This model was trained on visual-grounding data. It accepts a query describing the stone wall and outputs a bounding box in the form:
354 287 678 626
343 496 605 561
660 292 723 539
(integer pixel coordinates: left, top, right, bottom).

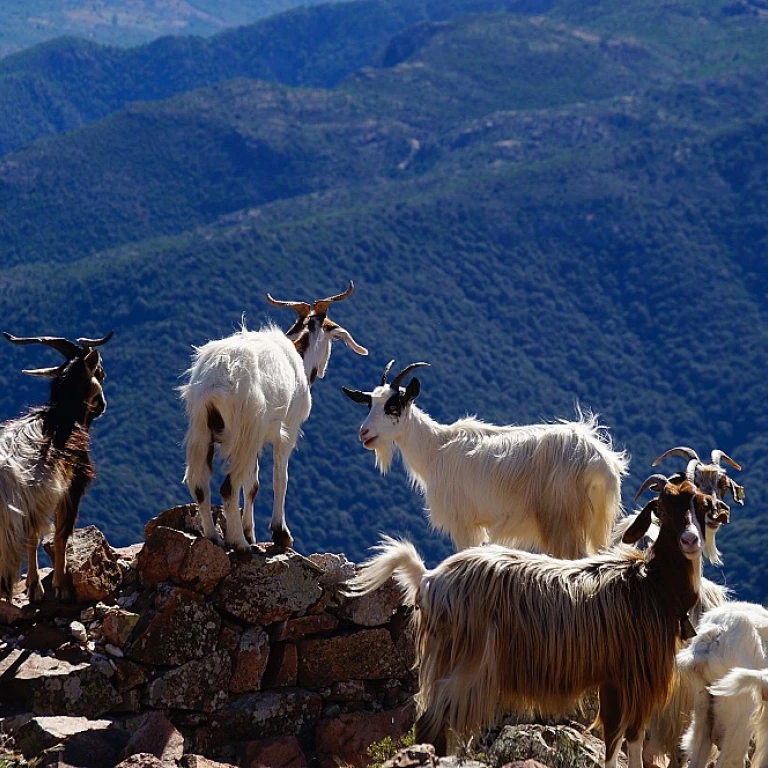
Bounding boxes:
0 506 416 768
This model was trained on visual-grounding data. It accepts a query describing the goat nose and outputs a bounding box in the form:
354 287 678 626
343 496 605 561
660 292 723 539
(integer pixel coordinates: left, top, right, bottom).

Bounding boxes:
359 427 369 440
681 530 700 549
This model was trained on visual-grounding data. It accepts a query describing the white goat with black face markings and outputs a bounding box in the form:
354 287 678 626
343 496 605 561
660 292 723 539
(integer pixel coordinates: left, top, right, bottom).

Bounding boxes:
182 282 367 552
342 361 628 557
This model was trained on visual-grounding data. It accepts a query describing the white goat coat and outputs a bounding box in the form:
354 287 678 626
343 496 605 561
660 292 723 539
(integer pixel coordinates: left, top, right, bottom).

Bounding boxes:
0 413 69 594
380 408 627 557
678 601 768 768
182 327 310 482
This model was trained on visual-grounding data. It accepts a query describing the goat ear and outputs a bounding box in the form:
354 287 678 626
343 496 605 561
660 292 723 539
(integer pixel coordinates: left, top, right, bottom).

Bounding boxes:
341 386 371 406
622 499 657 544
404 377 420 404
83 349 100 373
329 325 368 356
22 365 62 378
729 480 745 506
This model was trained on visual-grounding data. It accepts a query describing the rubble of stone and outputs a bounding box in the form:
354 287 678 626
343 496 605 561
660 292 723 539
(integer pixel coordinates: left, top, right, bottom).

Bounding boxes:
0 505 623 768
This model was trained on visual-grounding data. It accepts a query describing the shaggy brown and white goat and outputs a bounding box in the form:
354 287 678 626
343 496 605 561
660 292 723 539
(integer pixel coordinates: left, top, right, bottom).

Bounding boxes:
640 446 740 768
0 331 112 601
342 361 628 557
347 477 719 768
181 282 367 551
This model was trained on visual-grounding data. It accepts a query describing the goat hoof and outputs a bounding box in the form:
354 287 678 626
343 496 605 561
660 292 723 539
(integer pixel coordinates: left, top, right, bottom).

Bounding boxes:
271 528 294 549
207 532 225 548
228 538 252 555
27 581 45 602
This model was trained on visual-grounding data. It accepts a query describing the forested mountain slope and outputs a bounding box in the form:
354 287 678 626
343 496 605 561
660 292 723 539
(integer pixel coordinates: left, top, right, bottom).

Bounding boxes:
0 0 767 600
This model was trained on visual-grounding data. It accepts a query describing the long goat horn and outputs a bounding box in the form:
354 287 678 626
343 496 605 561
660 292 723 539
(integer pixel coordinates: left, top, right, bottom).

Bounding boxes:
381 359 395 387
2 332 81 359
266 294 311 318
313 280 355 316
652 446 700 467
391 362 430 390
77 330 114 350
685 459 700 483
635 473 669 501
710 450 742 471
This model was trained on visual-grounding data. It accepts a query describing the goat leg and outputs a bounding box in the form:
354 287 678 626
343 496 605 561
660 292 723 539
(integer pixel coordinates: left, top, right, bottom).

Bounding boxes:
25 532 44 601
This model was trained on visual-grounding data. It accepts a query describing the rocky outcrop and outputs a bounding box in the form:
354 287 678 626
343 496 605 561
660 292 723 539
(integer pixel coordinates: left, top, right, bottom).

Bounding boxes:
0 505 621 768
0 505 415 766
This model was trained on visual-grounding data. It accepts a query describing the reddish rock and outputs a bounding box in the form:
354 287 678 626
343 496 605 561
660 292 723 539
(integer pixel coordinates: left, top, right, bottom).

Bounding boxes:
262 643 298 688
299 629 409 688
102 608 140 647
128 588 220 666
114 659 147 692
120 711 184 762
144 504 201 538
230 627 270 694
203 689 322 746
270 613 338 642
0 597 24 624
178 536 231 594
218 623 242 655
315 706 414 768
2 653 122 717
146 649 231 712
216 551 323 625
43 526 122 602
138 526 195 585
337 579 401 627
238 735 307 768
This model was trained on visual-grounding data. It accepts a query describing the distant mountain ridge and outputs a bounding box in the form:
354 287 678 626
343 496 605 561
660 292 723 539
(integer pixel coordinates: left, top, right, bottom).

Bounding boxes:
1 0 767 602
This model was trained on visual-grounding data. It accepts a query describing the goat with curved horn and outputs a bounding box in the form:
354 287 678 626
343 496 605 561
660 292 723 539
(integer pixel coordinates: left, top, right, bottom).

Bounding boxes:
343 361 627 557
314 280 355 315
635 474 670 501
652 446 700 467
1 329 111 601
2 332 81 359
710 450 742 471
391 361 430 390
182 281 367 552
77 331 115 350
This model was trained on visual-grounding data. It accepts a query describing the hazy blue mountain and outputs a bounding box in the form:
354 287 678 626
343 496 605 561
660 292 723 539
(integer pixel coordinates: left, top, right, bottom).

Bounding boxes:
0 0 767 602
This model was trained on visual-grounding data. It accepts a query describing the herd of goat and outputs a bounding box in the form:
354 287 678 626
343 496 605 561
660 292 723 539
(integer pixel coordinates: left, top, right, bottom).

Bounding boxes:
0 280 764 768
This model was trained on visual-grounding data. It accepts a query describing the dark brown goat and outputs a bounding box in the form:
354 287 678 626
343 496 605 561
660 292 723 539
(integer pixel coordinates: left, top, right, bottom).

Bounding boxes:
346 477 721 768
0 331 112 600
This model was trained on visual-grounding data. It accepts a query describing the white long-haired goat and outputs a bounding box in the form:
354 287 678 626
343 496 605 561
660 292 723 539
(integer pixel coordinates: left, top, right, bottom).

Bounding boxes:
181 281 367 551
342 361 628 557
677 601 768 768
346 474 717 768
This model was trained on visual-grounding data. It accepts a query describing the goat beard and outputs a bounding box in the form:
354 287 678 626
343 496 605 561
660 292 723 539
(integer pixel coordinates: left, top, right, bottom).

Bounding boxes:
374 440 396 474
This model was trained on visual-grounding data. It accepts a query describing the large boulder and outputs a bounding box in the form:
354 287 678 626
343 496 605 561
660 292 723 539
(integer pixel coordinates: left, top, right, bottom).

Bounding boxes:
314 706 414 768
237 735 307 768
230 627 271 694
487 724 625 768
12 715 114 759
1 651 122 717
43 526 122 602
128 587 220 666
119 711 185 762
145 649 232 712
298 629 409 688
216 552 324 625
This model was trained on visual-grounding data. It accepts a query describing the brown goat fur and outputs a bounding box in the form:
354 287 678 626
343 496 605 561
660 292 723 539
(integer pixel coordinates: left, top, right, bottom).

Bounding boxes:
347 480 718 766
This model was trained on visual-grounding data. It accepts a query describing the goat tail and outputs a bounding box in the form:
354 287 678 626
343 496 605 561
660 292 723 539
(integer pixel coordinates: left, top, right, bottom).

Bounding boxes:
344 535 427 606
710 667 768 700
